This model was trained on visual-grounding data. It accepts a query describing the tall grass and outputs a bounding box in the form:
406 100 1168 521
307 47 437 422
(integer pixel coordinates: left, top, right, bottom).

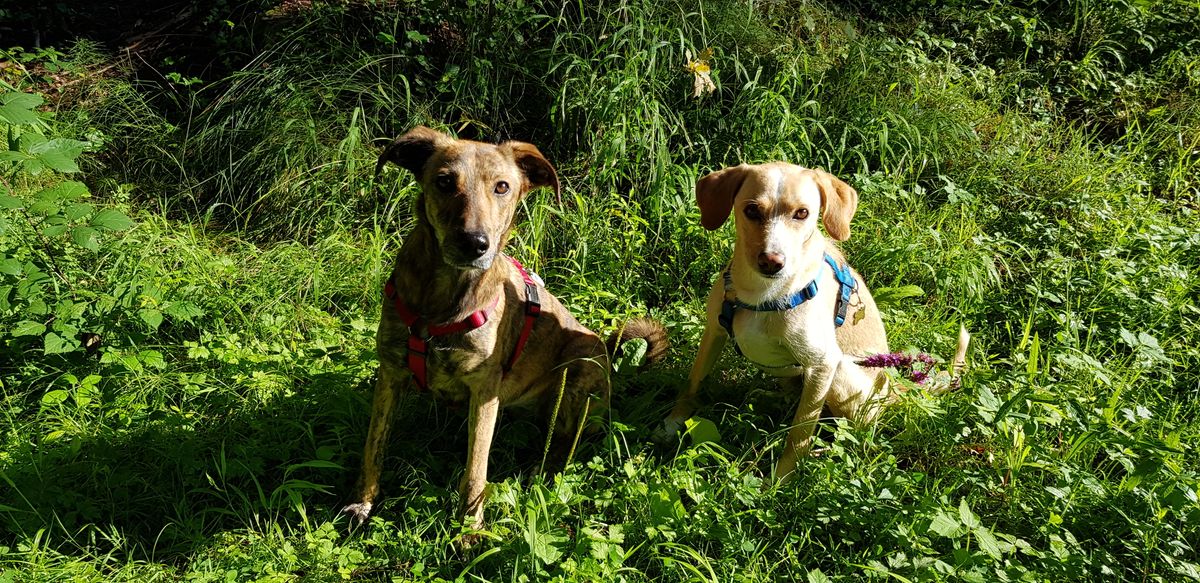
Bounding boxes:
3 0 1199 580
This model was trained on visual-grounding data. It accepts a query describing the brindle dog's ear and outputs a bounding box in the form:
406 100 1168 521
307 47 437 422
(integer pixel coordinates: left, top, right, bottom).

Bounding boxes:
375 126 449 179
505 141 561 203
810 168 858 241
696 164 749 231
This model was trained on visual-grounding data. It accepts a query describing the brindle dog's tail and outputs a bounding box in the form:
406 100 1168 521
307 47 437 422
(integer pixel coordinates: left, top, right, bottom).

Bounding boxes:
606 317 669 371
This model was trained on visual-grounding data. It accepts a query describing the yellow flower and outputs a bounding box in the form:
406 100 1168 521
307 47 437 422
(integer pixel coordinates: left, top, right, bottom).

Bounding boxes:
684 48 716 97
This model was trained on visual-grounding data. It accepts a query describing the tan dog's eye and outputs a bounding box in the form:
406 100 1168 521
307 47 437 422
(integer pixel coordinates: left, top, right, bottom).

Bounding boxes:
744 204 762 221
793 208 809 220
435 174 454 191
494 181 510 195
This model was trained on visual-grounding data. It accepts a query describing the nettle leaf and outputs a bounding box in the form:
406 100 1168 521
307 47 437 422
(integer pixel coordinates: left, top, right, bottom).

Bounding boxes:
140 308 164 329
65 203 95 221
974 527 1004 560
807 569 833 583
0 195 22 209
11 320 47 337
929 510 964 538
28 199 60 216
29 138 87 173
71 226 100 251
0 92 43 125
36 181 89 202
163 301 204 321
959 499 982 529
524 512 568 565
43 332 75 355
92 209 135 231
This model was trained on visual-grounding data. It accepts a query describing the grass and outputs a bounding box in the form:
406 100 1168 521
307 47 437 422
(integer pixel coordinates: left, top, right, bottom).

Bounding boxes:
2 0 1199 580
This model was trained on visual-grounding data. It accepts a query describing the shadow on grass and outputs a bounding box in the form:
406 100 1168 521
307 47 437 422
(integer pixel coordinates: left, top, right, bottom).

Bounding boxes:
0 357 672 562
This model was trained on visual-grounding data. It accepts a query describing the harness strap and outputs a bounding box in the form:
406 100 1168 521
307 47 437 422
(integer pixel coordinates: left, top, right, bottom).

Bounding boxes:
505 257 541 374
719 252 858 370
384 255 541 390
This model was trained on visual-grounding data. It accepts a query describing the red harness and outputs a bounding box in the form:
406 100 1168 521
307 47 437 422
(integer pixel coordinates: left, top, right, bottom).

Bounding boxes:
383 255 541 390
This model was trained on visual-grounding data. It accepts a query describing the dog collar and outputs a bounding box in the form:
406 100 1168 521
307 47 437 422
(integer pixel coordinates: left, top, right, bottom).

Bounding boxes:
384 254 541 391
718 252 857 371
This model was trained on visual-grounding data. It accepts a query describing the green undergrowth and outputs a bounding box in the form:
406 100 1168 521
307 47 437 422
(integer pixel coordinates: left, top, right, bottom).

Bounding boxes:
3 0 1200 581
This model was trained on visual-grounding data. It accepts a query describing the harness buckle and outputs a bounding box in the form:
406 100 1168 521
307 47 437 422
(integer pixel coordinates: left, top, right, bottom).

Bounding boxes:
525 282 541 315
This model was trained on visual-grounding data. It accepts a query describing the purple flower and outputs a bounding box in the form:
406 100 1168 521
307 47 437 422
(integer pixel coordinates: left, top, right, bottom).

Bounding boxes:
859 351 939 385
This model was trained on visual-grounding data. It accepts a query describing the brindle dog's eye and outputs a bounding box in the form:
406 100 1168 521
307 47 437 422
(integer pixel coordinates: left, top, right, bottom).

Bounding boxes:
744 204 762 221
435 174 454 191
793 208 809 220
494 181 510 195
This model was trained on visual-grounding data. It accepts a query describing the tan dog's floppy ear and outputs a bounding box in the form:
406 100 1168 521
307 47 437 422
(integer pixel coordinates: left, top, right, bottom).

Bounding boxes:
811 169 858 241
696 164 749 230
375 126 449 179
505 141 561 202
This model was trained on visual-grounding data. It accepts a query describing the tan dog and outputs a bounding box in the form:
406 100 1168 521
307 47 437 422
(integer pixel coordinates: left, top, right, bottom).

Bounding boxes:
343 126 666 529
659 162 894 481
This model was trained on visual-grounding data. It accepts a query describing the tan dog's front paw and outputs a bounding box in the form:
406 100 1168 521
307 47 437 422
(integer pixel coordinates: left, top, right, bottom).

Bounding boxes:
340 501 373 526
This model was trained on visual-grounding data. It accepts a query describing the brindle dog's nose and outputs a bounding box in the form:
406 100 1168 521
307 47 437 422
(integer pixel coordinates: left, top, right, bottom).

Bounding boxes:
757 252 785 275
457 231 490 259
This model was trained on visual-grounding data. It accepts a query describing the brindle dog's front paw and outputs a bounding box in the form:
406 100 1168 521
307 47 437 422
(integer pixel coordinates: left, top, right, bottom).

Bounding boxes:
340 501 373 526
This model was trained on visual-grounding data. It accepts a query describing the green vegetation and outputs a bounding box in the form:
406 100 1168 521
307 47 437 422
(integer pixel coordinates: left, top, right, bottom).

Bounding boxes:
2 0 1198 580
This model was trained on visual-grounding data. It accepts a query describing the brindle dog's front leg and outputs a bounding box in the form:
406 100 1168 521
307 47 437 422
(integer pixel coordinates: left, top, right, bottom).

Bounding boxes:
459 385 500 530
773 355 839 482
343 364 408 524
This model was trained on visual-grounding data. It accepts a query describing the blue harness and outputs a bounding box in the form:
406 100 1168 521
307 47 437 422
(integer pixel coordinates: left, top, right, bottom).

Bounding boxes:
719 253 857 371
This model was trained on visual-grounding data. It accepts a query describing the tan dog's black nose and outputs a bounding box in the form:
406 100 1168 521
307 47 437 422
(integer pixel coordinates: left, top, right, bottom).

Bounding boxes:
457 231 491 259
757 252 785 275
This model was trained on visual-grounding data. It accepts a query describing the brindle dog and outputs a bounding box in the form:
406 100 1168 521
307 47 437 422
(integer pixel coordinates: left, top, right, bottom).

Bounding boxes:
342 126 667 530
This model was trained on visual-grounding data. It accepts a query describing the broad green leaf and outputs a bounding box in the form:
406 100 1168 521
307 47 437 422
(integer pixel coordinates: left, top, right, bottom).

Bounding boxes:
0 93 42 125
92 209 135 231
11 320 46 337
163 301 204 321
684 416 722 445
36 181 89 202
647 482 687 525
34 148 80 173
871 284 925 308
65 203 94 221
71 226 100 251
0 258 20 275
959 499 982 529
0 92 44 109
0 195 21 209
139 308 164 330
41 389 69 406
43 332 74 355
974 526 1004 560
43 224 68 237
28 199 59 216
524 512 567 565
929 510 963 537
807 569 832 583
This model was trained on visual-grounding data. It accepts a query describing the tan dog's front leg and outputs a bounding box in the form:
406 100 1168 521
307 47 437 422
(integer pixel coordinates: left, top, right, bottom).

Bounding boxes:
343 365 406 524
657 324 727 442
459 388 500 530
773 357 838 482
